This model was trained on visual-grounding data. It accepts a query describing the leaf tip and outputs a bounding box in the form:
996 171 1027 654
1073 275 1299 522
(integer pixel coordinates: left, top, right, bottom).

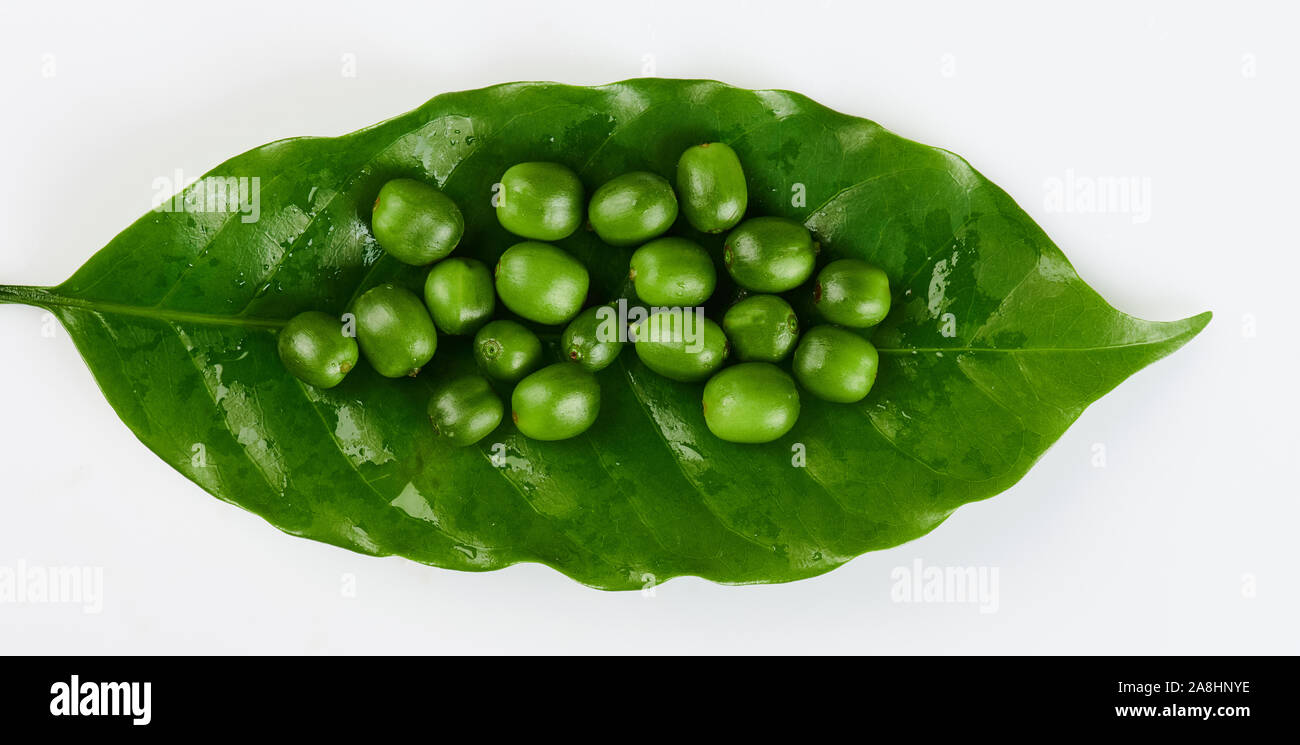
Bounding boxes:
1155 309 1213 358
1178 310 1213 341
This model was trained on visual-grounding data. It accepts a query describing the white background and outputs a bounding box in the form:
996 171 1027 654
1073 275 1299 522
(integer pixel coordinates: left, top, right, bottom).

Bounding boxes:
0 0 1295 654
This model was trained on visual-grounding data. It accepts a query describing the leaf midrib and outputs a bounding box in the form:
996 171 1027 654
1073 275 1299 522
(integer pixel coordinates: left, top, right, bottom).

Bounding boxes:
0 286 284 330
2 286 1201 356
876 341 1190 354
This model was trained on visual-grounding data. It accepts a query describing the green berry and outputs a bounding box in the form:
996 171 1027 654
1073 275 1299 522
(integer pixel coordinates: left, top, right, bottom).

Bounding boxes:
352 284 438 378
629 237 717 306
562 306 624 372
632 311 729 382
792 325 879 403
722 295 799 362
496 162 584 241
495 242 589 325
723 217 816 292
277 311 358 389
428 375 504 447
371 179 464 266
676 142 747 233
588 171 678 246
423 257 495 335
473 320 543 383
702 363 800 444
511 363 601 441
814 259 891 328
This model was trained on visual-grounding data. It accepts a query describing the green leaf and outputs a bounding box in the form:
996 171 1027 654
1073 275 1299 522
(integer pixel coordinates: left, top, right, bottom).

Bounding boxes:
0 79 1208 589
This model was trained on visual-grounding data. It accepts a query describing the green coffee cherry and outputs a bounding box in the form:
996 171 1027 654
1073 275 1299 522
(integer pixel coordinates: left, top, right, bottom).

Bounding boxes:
371 178 464 265
422 257 495 336
428 375 504 447
473 320 543 383
511 363 601 441
814 259 891 328
676 142 747 233
723 217 816 292
495 242 589 325
562 306 624 372
632 311 729 382
352 284 438 378
496 162 584 241
629 237 717 306
703 363 800 444
793 325 879 403
588 171 678 246
722 295 799 362
277 311 358 389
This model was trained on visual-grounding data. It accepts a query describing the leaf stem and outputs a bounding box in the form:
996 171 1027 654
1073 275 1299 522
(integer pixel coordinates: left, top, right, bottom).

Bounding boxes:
0 284 54 307
0 284 286 330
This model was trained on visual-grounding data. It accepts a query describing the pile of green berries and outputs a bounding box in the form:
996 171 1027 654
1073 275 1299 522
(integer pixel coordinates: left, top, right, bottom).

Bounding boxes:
277 142 892 446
